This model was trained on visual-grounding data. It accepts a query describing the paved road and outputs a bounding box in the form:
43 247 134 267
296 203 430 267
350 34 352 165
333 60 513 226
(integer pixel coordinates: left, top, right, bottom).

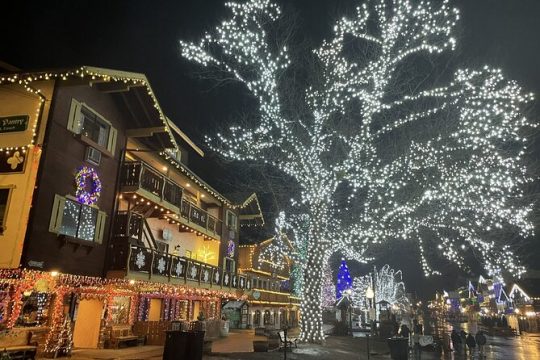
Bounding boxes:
59 333 540 360
418 333 540 360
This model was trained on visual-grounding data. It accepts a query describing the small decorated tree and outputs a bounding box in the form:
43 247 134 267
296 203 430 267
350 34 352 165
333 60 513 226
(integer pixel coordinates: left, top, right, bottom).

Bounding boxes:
336 259 352 299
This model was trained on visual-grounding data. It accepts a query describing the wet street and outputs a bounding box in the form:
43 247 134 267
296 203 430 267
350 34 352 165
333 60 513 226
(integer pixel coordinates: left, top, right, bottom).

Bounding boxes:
425 333 540 360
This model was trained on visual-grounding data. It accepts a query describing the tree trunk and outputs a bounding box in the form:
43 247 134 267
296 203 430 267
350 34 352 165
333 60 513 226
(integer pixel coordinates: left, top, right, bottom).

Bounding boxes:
300 245 326 343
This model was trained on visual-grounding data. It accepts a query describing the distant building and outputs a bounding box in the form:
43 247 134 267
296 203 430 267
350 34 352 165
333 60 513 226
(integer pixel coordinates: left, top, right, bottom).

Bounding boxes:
237 231 300 330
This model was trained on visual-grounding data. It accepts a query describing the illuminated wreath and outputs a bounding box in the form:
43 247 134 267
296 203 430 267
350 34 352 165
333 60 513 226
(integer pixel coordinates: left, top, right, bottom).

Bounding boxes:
227 240 235 258
75 166 102 205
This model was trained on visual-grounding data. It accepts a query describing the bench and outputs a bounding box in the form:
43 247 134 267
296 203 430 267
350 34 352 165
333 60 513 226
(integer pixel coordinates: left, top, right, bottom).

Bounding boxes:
278 331 298 349
108 325 139 348
1 345 37 360
0 328 38 360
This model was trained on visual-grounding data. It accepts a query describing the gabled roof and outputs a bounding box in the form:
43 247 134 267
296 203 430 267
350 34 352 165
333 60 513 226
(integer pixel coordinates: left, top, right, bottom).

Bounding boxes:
0 65 250 208
1 65 178 151
222 300 247 309
509 279 540 300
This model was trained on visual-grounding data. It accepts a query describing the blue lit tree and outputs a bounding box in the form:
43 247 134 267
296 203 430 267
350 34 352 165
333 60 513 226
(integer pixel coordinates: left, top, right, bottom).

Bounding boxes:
336 259 352 299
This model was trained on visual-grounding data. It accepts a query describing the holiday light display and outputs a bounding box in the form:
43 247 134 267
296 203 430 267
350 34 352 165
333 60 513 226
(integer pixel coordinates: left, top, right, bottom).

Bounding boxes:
372 265 408 311
75 165 102 205
180 0 534 341
336 259 353 299
351 274 371 311
321 261 336 308
258 212 290 271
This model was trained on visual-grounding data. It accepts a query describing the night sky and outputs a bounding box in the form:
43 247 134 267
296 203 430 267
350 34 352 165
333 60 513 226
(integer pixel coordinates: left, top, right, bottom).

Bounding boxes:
2 0 540 298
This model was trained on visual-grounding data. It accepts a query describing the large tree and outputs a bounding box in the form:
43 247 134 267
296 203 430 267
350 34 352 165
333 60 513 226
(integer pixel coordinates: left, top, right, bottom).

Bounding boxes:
180 0 533 342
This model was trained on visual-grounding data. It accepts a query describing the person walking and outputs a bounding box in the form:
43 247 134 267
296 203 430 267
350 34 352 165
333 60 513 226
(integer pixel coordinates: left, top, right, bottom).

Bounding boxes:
451 329 462 353
401 324 411 339
466 333 477 358
475 331 487 357
460 330 467 355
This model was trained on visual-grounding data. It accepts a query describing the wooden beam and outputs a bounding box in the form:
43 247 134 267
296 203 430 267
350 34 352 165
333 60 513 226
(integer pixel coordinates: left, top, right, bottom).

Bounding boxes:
126 127 167 138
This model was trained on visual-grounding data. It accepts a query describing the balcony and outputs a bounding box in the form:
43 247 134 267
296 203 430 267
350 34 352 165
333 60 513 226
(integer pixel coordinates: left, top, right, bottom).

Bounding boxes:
108 242 251 291
120 161 222 240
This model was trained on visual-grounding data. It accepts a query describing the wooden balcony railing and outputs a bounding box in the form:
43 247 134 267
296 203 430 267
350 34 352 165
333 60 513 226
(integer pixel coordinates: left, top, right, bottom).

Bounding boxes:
108 242 250 290
120 161 222 237
120 161 182 208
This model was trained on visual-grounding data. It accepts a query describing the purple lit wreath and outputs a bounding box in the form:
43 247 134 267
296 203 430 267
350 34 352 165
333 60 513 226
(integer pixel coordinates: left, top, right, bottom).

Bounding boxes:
75 166 102 205
227 240 235 258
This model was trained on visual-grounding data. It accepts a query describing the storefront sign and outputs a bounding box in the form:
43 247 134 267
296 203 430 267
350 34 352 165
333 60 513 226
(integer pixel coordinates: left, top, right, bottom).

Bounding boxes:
0 115 29 133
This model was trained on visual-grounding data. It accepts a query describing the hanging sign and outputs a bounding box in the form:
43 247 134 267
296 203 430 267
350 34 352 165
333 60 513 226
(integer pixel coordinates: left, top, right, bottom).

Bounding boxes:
0 150 26 173
0 115 29 133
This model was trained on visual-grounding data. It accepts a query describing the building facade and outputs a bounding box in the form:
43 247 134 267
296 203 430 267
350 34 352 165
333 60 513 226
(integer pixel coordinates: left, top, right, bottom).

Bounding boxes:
237 236 300 330
0 66 261 352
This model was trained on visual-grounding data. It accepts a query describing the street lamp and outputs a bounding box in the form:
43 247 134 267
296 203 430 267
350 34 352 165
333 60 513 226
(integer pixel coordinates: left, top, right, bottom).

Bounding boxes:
344 289 353 335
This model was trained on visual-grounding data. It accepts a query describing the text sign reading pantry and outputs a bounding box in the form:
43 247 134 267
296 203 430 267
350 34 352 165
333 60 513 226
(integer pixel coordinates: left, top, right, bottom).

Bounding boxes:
0 115 29 133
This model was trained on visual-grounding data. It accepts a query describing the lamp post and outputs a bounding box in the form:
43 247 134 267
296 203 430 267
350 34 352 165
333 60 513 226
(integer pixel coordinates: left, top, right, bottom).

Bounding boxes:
343 289 353 335
365 287 374 360
366 286 375 319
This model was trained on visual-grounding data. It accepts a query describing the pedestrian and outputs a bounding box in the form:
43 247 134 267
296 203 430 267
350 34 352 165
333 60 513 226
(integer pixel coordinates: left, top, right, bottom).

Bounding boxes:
475 331 487 357
451 329 462 353
466 333 476 358
400 324 411 339
460 330 467 355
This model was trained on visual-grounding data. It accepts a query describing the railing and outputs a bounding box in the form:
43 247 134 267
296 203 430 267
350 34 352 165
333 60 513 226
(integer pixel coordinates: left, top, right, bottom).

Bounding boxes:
180 199 222 237
120 161 222 237
110 243 250 289
120 161 182 208
113 211 157 249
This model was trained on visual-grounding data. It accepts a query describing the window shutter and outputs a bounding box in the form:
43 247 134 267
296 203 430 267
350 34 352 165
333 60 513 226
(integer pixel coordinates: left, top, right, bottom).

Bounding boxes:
67 99 82 134
49 194 66 233
107 127 118 155
94 210 107 244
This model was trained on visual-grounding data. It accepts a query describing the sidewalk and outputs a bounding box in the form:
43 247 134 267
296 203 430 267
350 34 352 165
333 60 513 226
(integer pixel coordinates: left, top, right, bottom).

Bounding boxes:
60 335 393 360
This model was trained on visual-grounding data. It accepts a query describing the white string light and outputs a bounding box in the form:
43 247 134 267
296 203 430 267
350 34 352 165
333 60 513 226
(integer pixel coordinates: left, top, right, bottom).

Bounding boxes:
180 0 534 342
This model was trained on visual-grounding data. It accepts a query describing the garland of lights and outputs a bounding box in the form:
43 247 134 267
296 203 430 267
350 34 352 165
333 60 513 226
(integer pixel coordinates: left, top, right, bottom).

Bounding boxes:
75 166 102 205
321 261 336 308
180 0 534 342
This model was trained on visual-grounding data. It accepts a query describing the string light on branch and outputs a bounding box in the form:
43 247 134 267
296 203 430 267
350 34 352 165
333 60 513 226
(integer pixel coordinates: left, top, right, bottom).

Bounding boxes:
180 0 534 342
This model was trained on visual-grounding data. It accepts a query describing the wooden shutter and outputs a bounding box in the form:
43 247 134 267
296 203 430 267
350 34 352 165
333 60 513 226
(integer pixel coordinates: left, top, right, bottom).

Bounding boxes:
49 194 66 233
107 127 118 155
94 210 107 244
67 99 82 134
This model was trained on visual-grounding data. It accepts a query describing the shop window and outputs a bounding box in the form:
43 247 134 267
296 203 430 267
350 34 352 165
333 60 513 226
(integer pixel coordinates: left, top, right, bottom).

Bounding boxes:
177 300 189 320
0 187 12 234
241 305 248 325
254 310 261 326
49 195 107 243
110 296 131 325
226 210 237 231
263 310 272 325
67 99 117 155
16 292 51 327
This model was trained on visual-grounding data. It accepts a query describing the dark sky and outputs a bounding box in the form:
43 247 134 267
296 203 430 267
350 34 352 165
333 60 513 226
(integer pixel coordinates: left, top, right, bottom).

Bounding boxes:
2 0 540 298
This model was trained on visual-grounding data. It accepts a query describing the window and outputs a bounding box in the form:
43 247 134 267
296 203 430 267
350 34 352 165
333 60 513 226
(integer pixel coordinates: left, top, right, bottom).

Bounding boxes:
253 310 261 326
0 188 12 234
185 250 192 259
80 107 110 147
226 210 237 231
67 99 118 155
49 195 106 243
224 257 235 273
263 310 272 325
